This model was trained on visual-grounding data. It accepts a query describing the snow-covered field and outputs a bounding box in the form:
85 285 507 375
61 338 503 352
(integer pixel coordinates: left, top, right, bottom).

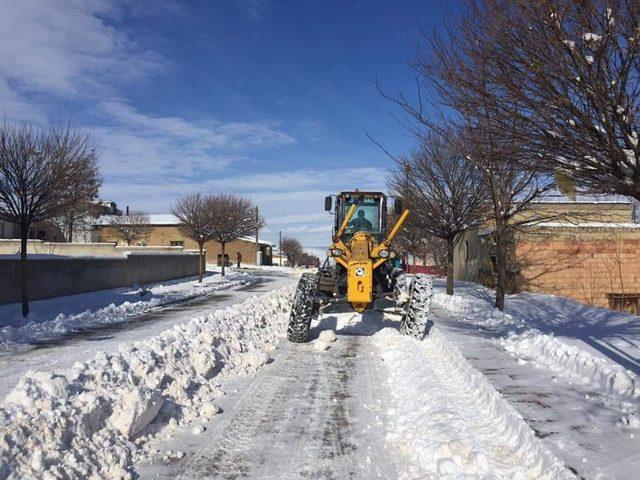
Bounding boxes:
0 268 255 348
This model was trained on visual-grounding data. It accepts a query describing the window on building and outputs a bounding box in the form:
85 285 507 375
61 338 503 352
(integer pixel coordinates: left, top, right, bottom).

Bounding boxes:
608 293 640 315
170 240 184 247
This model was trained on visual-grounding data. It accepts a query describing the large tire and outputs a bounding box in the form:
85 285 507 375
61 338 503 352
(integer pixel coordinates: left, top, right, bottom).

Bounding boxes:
400 274 433 339
287 273 319 343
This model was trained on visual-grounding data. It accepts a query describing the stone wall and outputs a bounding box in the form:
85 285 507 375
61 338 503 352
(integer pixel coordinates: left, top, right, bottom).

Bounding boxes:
0 253 200 304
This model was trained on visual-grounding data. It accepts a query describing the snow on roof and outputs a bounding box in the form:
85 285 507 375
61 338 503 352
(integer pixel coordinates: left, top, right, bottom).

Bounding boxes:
531 191 632 204
535 221 640 229
148 214 179 225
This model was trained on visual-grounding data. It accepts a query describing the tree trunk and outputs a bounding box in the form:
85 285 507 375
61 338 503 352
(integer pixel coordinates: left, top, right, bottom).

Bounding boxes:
67 219 74 243
198 242 204 283
20 225 30 317
221 242 226 276
494 223 507 311
446 237 454 296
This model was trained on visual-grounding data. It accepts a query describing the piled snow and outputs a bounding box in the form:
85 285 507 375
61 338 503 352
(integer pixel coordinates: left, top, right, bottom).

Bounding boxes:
0 271 255 348
314 329 337 352
433 292 523 329
500 331 639 399
433 283 640 430
318 329 337 343
0 286 293 479
374 327 571 479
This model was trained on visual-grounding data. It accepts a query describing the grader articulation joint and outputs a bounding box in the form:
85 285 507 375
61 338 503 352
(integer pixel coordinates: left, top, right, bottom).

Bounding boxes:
286 189 434 343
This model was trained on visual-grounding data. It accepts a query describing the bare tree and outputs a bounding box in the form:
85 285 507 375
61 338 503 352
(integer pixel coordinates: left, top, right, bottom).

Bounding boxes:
207 194 264 276
389 130 488 295
52 199 100 242
172 192 216 282
298 251 320 268
281 236 304 267
108 212 151 246
458 0 640 201
0 121 101 316
425 236 448 272
383 10 558 309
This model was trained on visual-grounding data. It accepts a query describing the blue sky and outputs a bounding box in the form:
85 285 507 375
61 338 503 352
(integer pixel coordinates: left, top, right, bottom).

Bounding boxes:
0 0 451 249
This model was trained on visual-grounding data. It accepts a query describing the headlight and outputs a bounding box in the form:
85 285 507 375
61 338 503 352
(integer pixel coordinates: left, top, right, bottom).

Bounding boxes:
378 249 390 258
329 248 344 257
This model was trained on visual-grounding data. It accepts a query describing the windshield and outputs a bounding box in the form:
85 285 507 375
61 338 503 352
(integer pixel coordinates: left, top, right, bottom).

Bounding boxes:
340 196 381 239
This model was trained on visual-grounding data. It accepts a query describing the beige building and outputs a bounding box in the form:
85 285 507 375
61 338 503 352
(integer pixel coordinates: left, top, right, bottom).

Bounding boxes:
94 214 274 266
454 196 640 313
1 220 64 242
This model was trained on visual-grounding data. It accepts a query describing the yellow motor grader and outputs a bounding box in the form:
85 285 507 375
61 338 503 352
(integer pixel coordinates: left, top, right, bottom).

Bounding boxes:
287 189 433 343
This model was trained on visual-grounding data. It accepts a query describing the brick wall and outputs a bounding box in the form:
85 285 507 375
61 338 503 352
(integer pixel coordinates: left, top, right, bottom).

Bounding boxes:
97 225 271 265
516 227 640 308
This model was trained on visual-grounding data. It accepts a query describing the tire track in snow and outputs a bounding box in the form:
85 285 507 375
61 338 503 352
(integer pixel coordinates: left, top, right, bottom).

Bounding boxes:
171 328 398 479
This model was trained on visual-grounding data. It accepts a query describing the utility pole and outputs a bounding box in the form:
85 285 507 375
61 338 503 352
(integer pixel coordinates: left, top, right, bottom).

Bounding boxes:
255 206 261 266
279 230 282 267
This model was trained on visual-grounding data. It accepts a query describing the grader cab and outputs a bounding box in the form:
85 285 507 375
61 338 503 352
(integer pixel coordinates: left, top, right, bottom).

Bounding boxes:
286 189 433 343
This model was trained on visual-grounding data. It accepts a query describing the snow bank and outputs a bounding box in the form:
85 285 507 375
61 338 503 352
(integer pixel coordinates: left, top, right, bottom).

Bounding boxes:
433 292 523 328
434 285 640 430
0 271 255 348
374 327 572 479
0 286 293 479
499 330 640 427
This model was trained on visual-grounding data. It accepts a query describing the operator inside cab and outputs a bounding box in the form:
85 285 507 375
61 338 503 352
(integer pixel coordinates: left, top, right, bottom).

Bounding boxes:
349 209 373 232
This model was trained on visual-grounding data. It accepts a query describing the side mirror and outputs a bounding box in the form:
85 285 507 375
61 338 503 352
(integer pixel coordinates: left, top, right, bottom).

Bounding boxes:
324 196 333 212
394 198 403 215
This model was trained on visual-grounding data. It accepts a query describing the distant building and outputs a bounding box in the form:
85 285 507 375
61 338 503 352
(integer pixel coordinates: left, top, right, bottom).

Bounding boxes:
93 214 274 266
0 220 63 242
453 195 640 314
98 201 122 216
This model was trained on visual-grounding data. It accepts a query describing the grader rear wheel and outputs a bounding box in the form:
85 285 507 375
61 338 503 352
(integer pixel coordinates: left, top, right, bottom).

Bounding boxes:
400 274 433 339
287 273 319 343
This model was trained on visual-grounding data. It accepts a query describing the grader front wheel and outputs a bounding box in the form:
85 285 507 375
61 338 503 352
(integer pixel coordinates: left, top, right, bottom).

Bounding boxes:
287 273 319 343
400 274 434 339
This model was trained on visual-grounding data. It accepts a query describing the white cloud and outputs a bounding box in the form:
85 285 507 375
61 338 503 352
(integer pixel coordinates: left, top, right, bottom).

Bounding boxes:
93 100 295 180
0 1 377 247
100 167 388 247
0 2 295 188
0 0 162 105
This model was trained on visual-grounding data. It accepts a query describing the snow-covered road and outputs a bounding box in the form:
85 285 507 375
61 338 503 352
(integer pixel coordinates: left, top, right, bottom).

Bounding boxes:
0 270 295 399
138 309 570 480
4 275 639 479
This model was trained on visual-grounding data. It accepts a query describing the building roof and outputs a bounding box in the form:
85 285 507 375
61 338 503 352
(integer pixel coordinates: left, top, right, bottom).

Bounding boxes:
535 221 640 229
94 214 274 246
531 192 632 204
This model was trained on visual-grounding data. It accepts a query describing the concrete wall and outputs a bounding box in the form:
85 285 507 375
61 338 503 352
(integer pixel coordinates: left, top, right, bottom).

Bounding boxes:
0 253 200 304
0 239 187 257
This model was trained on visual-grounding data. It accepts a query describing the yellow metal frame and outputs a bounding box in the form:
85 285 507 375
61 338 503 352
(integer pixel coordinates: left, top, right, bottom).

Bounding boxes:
329 199 410 312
